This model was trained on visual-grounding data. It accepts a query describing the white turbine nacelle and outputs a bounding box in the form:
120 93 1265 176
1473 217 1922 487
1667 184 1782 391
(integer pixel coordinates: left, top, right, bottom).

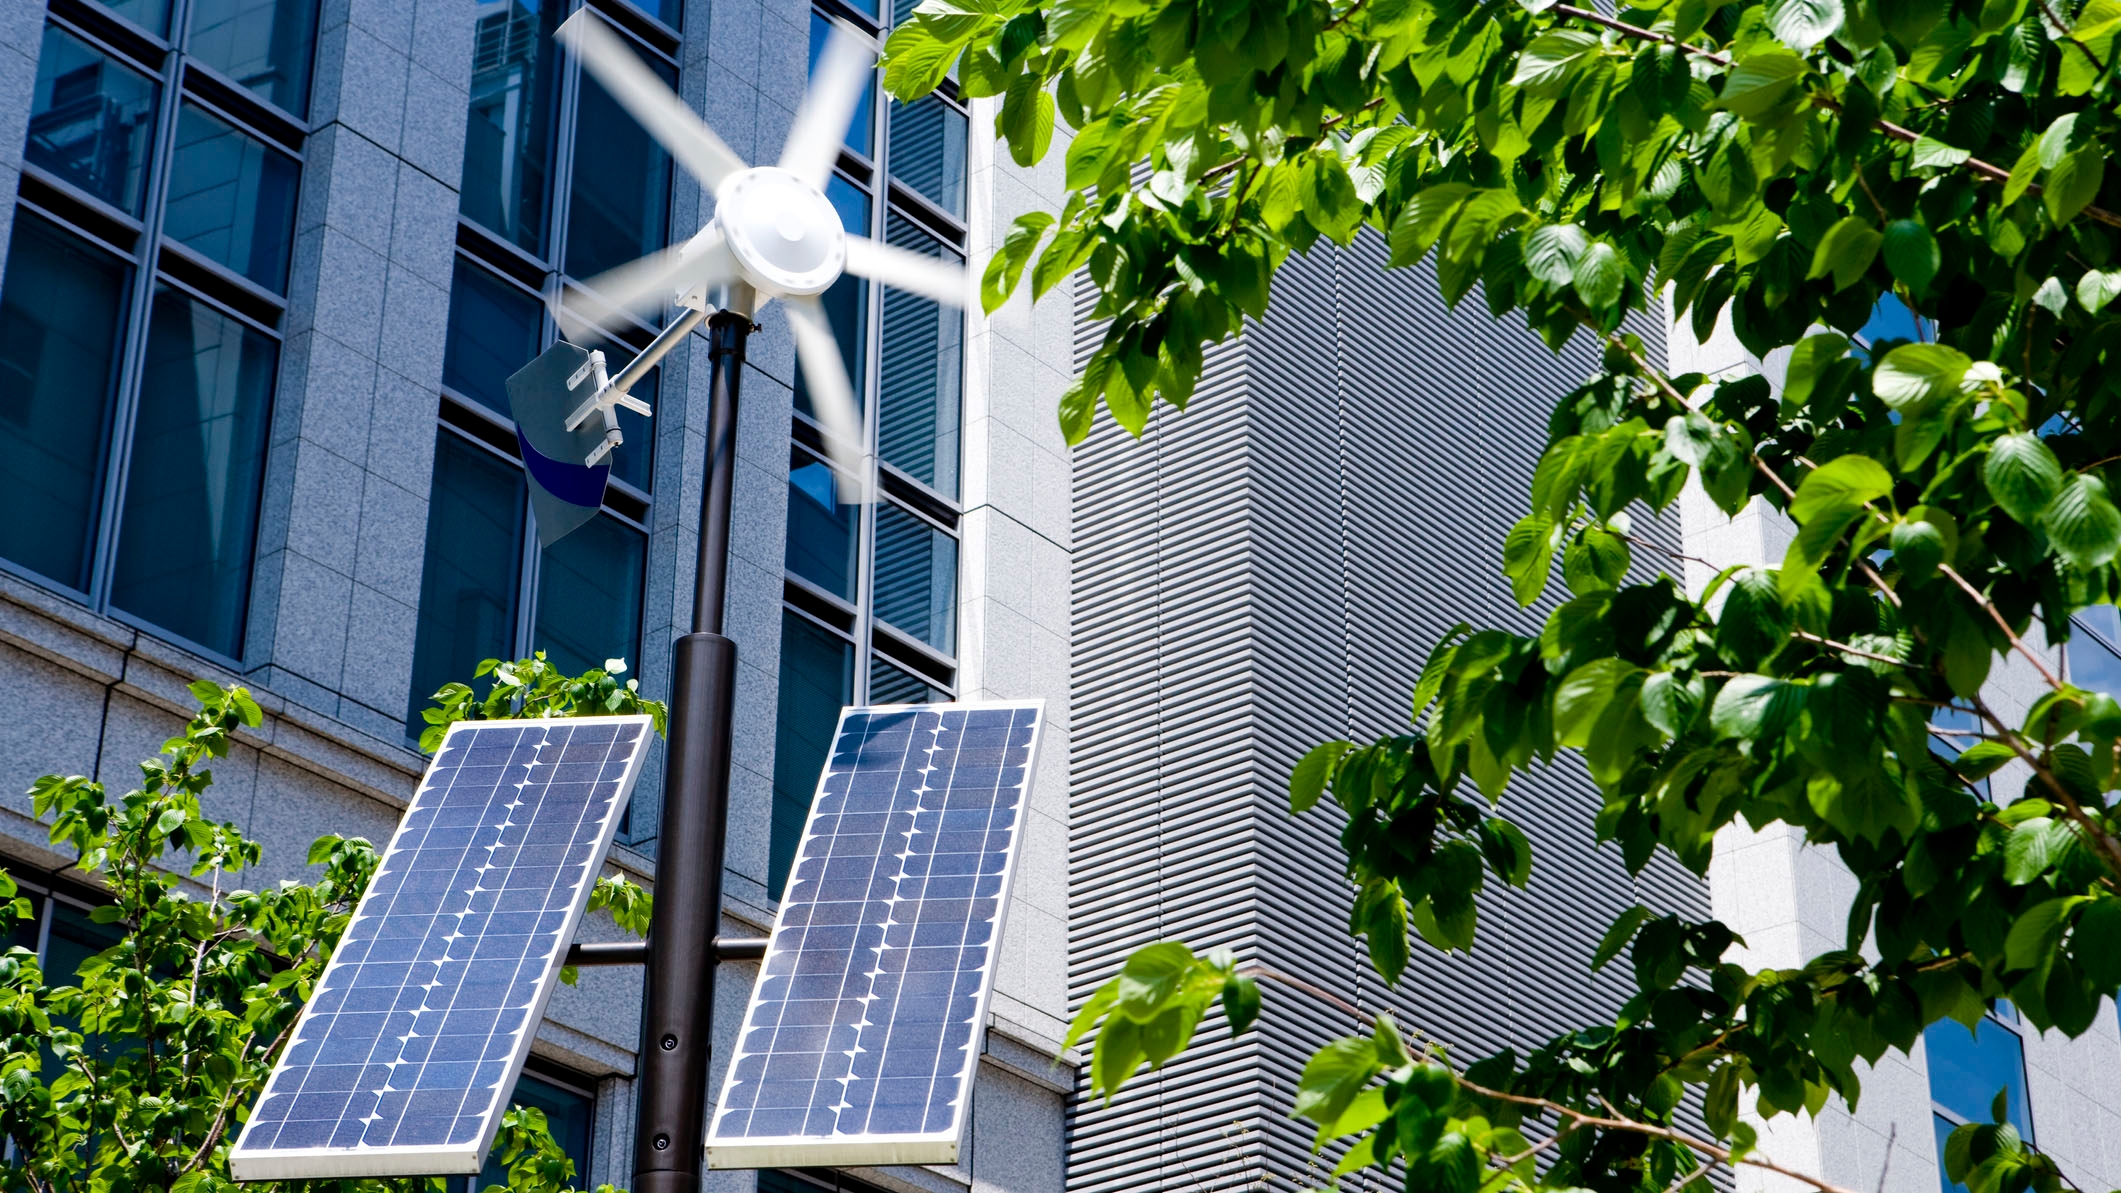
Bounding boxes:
550 10 973 501
713 167 847 298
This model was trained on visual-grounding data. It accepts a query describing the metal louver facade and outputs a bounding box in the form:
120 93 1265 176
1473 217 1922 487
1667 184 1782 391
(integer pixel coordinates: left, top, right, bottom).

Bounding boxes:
1066 231 1709 1193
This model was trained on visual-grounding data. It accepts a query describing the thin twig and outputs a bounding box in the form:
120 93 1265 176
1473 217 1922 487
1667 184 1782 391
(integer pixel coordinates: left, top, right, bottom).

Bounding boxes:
1938 563 2064 690
1792 630 1908 667
1625 533 1719 571
1875 1124 1897 1193
2034 0 2107 74
1459 1077 1871 1193
1967 693 2121 881
1546 4 2121 229
1325 0 1371 31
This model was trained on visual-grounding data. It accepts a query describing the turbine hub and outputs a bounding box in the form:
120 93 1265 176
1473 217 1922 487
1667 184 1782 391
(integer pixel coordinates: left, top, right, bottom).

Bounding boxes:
715 167 846 297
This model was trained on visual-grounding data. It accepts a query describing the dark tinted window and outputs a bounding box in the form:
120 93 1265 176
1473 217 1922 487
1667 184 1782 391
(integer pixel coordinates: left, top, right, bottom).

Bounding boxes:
444 258 544 416
770 612 853 894
26 26 158 214
872 503 955 654
406 433 526 735
563 28 673 281
164 104 301 291
462 0 561 255
793 176 871 429
0 212 130 593
109 286 277 657
533 511 645 678
876 212 961 496
785 448 858 601
888 97 966 219
186 0 318 114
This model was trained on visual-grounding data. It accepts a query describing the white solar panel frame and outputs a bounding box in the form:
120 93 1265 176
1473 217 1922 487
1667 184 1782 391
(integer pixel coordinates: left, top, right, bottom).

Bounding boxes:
230 713 654 1181
705 699 1047 1169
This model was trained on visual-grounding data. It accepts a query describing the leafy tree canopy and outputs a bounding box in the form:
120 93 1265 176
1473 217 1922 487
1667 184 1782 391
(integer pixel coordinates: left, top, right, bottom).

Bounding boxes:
0 660 659 1193
884 0 2121 1188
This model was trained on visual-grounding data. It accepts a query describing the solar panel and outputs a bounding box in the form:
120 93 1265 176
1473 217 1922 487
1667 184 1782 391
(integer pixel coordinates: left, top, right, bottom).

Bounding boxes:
229 714 655 1180
706 700 1046 1169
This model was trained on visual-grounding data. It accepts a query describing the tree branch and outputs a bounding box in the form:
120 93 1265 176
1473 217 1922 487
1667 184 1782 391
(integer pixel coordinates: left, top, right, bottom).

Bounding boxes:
1792 630 1909 667
2034 0 2107 74
1938 563 2064 690
1547 4 2121 230
1458 1077 1871 1193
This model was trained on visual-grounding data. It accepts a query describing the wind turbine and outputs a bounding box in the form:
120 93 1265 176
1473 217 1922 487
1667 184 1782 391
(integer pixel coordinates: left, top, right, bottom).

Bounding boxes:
547 9 973 498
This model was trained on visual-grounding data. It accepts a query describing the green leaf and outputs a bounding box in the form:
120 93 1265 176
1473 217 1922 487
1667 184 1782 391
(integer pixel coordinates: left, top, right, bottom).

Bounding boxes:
1115 942 1196 1017
1640 671 1704 736
2077 270 2121 314
1767 0 1843 50
1064 118 1127 191
1555 658 1640 748
1985 433 2066 525
2003 817 2076 884
1790 454 1893 523
2005 897 2075 971
1000 71 1055 168
2042 473 2121 567
1511 29 1601 96
1952 740 2017 779
1291 740 1354 813
1710 674 1808 738
1783 332 1853 405
1910 135 1972 171
1292 1037 1383 1128
1873 343 1973 408
983 212 1054 312
1718 49 1807 119
1301 152 1363 245
1504 513 1559 605
1807 216 1882 291
1221 970 1261 1034
882 21 957 99
1572 241 1626 308
1389 183 1472 266
2047 146 2107 225
1891 516 1946 581
1882 220 1940 293
1593 904 1653 969
1478 817 1534 887
1523 224 1590 287
2072 898 2121 989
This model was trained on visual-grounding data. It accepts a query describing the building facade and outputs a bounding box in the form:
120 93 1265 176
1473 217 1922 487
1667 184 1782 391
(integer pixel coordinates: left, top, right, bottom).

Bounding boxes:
0 0 1075 1189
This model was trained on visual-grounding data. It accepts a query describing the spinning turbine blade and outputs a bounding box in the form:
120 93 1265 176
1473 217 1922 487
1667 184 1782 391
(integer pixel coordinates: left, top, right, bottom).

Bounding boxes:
784 295 870 501
565 226 734 335
558 12 747 196
843 237 974 309
780 20 873 188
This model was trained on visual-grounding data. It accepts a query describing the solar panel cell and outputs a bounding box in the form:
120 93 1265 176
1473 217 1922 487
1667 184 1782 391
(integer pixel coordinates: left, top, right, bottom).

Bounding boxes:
229 715 653 1180
706 700 1045 1169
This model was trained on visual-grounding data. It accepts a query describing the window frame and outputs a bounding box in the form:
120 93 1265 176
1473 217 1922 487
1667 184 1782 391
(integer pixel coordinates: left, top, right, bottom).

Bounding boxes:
784 0 970 709
2 0 315 667
1927 1006 2037 1193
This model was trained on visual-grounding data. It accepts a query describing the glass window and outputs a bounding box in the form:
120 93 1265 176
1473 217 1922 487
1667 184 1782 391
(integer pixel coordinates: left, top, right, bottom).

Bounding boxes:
808 11 873 157
876 212 961 496
108 286 276 657
532 511 645 677
451 1071 594 1193
888 97 966 219
0 212 130 593
1926 1014 2032 1133
186 0 319 115
785 447 858 601
869 657 941 704
92 0 172 37
406 434 526 734
1855 294 1932 359
26 26 159 216
462 0 561 256
794 177 871 428
563 29 673 282
163 104 301 291
2071 607 2121 697
872 503 956 654
443 258 543 416
770 612 853 893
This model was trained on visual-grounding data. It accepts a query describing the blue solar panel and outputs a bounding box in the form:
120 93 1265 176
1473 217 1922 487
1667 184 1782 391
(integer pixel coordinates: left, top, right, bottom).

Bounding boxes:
707 700 1045 1169
229 715 654 1180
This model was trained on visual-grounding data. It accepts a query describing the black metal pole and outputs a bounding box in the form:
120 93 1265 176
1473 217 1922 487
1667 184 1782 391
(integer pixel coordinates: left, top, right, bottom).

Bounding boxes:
632 308 750 1193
